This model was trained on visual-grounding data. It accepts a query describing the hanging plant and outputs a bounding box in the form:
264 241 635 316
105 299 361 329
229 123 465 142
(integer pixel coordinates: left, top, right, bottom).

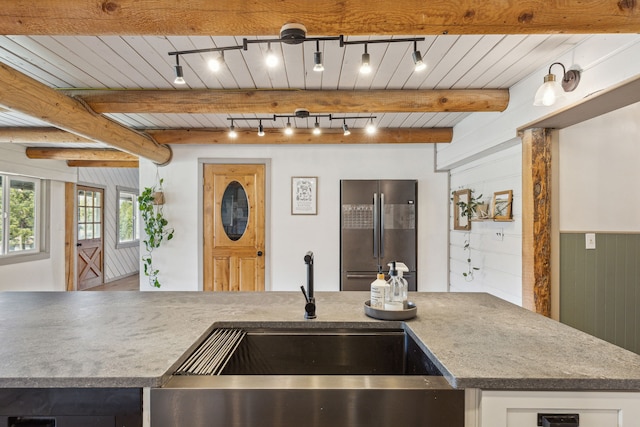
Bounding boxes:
462 233 480 281
138 177 174 288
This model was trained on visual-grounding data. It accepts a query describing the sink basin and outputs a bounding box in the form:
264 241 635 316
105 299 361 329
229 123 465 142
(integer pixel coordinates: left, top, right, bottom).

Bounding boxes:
151 326 463 427
219 328 438 375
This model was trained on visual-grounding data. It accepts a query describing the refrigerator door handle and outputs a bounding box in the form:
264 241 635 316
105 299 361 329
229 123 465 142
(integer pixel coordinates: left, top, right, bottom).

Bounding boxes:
380 192 385 258
373 192 379 258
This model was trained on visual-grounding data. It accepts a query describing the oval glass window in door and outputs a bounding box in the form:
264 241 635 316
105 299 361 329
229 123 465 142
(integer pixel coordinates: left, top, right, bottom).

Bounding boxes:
221 181 249 241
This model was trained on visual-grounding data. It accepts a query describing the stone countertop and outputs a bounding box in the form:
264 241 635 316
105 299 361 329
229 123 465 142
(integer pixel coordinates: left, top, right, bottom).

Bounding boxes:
0 291 639 390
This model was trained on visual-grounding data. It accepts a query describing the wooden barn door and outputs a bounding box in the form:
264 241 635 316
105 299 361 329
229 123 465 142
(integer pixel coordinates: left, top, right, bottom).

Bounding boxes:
76 186 104 290
203 164 265 291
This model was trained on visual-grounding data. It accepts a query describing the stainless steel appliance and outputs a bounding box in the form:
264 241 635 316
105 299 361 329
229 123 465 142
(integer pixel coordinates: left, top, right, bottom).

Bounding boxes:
340 179 417 291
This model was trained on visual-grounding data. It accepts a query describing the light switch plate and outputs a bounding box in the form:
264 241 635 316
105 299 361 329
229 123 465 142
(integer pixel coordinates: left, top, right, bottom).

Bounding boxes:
585 233 596 249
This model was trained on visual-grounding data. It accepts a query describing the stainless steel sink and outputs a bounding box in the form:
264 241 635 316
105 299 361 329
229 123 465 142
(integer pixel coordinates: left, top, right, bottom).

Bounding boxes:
151 327 464 427
219 328 435 375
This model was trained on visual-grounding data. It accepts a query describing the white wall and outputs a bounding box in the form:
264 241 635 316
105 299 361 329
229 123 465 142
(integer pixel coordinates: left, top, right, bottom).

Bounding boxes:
449 145 523 305
139 144 449 292
558 101 640 232
0 144 74 291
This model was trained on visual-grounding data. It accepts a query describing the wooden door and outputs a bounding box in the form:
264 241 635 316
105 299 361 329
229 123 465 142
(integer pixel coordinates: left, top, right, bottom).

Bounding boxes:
203 164 265 291
77 186 104 290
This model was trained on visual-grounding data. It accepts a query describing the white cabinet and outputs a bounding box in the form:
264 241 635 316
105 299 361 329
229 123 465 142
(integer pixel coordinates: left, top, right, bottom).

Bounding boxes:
465 389 640 427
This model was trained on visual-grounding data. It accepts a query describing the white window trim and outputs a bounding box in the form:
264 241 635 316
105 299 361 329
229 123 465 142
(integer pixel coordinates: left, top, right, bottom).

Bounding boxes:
0 174 50 266
116 186 139 249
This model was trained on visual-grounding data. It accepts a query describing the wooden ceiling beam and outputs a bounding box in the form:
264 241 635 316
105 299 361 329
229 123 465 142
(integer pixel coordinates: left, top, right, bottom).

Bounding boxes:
0 127 94 143
66 160 139 168
0 1 637 35
68 89 509 114
148 128 453 145
0 62 171 164
26 148 138 161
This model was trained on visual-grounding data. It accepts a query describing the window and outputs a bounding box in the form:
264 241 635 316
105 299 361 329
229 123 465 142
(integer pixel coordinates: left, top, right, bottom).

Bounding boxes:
0 173 47 262
117 187 139 248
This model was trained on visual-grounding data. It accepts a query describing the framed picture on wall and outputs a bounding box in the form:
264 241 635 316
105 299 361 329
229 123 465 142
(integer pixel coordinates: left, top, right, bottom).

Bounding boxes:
291 177 317 215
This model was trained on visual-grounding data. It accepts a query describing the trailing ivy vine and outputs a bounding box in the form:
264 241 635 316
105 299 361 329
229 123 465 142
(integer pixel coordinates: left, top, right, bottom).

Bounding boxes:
138 177 174 288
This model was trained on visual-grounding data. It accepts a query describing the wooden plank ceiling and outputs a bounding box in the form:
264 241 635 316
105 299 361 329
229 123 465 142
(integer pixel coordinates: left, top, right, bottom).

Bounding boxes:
0 1 638 165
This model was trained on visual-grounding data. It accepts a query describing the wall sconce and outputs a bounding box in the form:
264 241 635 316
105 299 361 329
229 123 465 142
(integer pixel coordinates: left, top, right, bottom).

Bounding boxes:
533 62 581 106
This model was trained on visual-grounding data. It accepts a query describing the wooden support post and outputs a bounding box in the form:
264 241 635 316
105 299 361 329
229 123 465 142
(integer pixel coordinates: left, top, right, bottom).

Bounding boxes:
522 128 551 316
64 182 76 292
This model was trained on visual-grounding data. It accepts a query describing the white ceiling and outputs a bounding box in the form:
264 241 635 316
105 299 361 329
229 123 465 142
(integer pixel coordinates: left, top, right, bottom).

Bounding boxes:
0 33 593 136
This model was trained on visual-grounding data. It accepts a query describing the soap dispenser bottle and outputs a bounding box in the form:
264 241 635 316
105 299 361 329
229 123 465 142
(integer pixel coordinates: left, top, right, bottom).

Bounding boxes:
385 261 404 311
370 265 388 310
395 262 410 308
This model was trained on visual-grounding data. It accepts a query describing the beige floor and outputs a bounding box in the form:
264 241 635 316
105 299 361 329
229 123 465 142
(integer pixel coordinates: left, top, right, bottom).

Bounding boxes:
84 274 139 291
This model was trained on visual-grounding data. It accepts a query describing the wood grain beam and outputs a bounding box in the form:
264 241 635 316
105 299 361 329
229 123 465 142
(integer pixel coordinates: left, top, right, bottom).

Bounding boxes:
66 160 139 168
0 62 171 164
522 128 551 317
0 127 94 143
148 128 453 145
68 89 510 114
0 1 637 35
26 147 138 161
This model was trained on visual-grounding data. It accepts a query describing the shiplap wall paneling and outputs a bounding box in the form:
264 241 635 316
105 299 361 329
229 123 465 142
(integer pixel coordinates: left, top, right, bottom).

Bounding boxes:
78 167 139 283
449 144 523 306
560 233 640 355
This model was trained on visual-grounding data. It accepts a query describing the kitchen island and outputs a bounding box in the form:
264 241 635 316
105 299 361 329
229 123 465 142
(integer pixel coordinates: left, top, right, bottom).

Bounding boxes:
1 291 639 426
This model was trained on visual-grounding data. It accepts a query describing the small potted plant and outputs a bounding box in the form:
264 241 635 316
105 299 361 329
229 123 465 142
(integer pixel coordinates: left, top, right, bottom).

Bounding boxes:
138 178 174 288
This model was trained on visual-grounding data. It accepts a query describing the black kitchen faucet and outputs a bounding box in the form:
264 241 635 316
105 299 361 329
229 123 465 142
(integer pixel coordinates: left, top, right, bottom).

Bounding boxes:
300 251 316 319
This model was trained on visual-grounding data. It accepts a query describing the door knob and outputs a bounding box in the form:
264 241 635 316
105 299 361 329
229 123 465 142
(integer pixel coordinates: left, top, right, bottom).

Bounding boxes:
257 251 263 256
76 243 82 247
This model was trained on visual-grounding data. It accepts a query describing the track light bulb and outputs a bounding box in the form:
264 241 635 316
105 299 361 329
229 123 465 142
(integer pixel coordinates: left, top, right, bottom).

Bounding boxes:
257 123 265 136
228 125 237 138
208 54 224 72
174 65 185 85
365 120 376 135
313 51 324 72
342 122 351 136
284 121 294 135
266 44 278 68
413 50 427 72
313 122 321 135
360 52 371 75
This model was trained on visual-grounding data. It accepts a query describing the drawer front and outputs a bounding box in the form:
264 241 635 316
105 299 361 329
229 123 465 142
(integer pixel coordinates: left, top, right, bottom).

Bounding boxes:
480 390 640 427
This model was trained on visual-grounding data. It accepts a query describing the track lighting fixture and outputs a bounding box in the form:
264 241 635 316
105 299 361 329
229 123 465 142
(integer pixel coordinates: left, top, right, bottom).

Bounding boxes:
360 44 372 75
167 23 425 84
342 120 351 136
226 111 375 138
533 62 581 107
284 119 294 135
208 51 224 73
412 41 427 72
313 40 324 72
173 56 185 85
265 42 278 68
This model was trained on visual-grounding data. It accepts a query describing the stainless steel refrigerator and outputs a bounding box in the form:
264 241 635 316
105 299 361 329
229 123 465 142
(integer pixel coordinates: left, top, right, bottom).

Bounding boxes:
340 180 417 291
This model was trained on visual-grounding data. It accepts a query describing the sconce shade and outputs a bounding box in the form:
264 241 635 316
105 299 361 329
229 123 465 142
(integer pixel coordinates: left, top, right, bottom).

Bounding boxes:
533 73 564 106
